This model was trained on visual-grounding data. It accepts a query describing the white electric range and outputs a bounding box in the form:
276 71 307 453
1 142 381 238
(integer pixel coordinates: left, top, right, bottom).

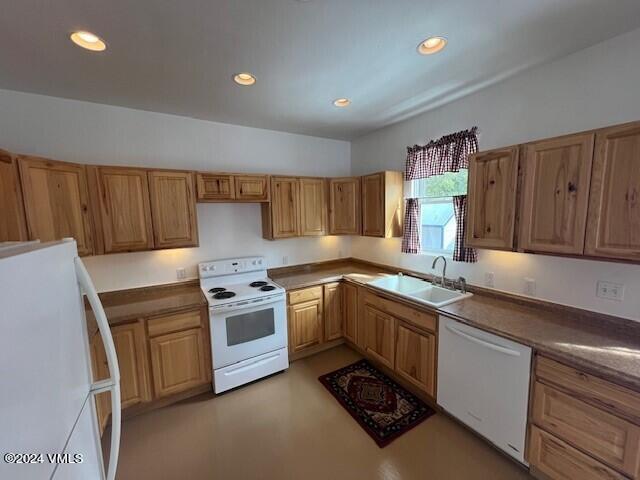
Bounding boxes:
198 256 288 393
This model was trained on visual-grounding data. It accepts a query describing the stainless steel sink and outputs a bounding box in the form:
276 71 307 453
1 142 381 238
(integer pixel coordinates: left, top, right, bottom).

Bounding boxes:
367 274 472 308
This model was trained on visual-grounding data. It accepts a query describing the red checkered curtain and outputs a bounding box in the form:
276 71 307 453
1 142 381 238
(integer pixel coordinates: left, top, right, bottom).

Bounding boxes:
401 199 420 254
402 127 479 258
452 195 478 263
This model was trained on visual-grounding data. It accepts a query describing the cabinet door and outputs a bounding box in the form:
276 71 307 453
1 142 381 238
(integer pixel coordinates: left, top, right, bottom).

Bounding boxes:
0 150 28 241
362 173 384 237
270 176 300 238
519 133 594 254
364 304 396 369
466 147 519 250
196 173 235 201
329 177 361 235
323 282 342 341
299 177 327 236
18 156 94 255
148 170 199 249
342 282 358 343
235 175 269 202
395 323 436 397
288 299 323 353
112 320 152 408
585 122 640 261
150 327 209 398
90 166 154 253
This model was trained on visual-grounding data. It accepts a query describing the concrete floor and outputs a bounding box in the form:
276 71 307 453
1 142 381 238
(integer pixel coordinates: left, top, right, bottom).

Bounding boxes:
112 346 532 480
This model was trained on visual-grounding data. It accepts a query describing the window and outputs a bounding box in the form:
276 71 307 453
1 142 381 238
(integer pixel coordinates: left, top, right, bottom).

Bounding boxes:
407 170 468 255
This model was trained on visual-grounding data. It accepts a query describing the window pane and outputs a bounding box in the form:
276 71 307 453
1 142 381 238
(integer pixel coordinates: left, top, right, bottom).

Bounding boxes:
409 170 468 198
420 198 456 253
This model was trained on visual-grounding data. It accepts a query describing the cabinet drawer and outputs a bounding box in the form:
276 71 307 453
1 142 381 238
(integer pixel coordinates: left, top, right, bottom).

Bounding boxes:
532 382 640 477
536 356 640 424
288 286 323 305
364 290 436 333
148 309 203 337
529 426 626 480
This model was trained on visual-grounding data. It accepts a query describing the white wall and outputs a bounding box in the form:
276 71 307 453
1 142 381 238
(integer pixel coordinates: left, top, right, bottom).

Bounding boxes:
351 27 640 321
0 89 351 292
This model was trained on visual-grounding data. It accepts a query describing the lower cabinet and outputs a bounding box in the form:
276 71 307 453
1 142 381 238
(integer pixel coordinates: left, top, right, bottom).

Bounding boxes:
363 304 396 369
288 298 323 353
89 307 211 435
528 355 640 480
342 283 358 344
150 327 209 398
324 282 343 341
395 323 437 397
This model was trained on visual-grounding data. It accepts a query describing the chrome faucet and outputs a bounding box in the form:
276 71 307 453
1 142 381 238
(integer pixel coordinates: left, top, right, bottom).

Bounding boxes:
431 256 447 287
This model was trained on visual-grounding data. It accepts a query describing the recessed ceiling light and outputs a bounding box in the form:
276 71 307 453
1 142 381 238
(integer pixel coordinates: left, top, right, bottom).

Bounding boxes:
417 36 447 55
333 98 351 108
233 73 256 86
70 30 107 51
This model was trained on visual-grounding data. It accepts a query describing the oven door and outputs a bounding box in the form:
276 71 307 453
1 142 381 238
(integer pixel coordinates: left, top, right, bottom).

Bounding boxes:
210 296 287 369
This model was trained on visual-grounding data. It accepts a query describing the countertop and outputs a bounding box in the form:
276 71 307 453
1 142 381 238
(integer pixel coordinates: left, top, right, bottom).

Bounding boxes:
270 259 640 391
85 281 206 336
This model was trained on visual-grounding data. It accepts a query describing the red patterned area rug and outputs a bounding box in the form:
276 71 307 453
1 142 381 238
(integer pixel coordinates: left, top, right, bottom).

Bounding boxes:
319 359 435 447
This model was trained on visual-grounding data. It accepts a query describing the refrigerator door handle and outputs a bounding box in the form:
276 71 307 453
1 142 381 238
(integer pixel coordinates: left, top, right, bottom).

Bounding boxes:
75 258 121 480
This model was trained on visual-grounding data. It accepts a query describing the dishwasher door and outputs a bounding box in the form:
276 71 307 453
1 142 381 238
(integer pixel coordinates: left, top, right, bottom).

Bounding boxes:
437 315 532 464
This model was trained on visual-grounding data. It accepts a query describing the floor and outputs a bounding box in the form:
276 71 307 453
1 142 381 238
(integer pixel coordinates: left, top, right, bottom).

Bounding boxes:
111 346 533 480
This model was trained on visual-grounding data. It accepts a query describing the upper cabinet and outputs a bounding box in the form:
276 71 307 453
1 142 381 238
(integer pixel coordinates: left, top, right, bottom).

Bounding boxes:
88 166 154 254
299 177 327 236
234 175 269 202
519 133 594 255
466 146 519 250
148 170 199 249
196 172 269 203
18 156 94 255
585 122 640 261
0 150 27 242
361 171 403 238
263 176 300 239
329 177 361 235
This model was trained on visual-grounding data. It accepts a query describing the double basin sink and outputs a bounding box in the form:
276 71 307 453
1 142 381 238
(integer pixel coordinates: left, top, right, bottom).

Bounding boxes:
366 274 472 308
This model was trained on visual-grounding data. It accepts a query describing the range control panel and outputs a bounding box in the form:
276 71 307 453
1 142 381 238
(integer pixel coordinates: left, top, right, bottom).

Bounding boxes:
198 256 265 278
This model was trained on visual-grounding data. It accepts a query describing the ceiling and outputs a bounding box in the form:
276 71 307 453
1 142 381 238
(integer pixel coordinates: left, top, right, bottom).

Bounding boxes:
2 1 640 140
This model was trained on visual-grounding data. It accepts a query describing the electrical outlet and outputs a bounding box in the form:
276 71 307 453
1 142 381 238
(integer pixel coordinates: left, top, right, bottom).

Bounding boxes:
524 277 536 296
597 281 624 301
176 267 186 280
282 256 289 266
338 250 343 258
484 272 495 288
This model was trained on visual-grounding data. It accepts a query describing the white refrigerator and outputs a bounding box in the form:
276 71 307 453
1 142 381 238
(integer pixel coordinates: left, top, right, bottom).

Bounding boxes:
0 240 121 480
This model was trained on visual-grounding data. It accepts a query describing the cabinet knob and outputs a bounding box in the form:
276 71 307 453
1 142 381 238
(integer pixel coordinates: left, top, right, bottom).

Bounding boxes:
568 182 577 193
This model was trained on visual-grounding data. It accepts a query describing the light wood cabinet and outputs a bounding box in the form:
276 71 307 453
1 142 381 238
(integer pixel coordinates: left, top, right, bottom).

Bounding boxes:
150 327 210 398
395 323 436 397
532 381 640 477
18 156 94 255
88 166 154 253
529 426 626 480
299 177 327 236
234 174 269 202
361 171 403 238
148 170 199 249
466 146 519 250
363 304 396 369
288 298 323 353
323 282 342 341
585 121 640 261
0 150 27 242
342 282 358 344
329 177 361 235
519 133 595 254
90 333 112 435
262 176 300 239
196 173 235 201
112 320 153 408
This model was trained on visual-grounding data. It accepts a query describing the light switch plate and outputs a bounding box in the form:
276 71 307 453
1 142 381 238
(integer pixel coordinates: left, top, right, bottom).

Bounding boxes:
176 267 186 280
484 272 495 288
596 281 624 301
524 278 536 296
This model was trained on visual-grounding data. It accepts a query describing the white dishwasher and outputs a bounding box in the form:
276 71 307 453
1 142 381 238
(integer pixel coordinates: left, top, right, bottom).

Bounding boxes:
437 315 532 464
